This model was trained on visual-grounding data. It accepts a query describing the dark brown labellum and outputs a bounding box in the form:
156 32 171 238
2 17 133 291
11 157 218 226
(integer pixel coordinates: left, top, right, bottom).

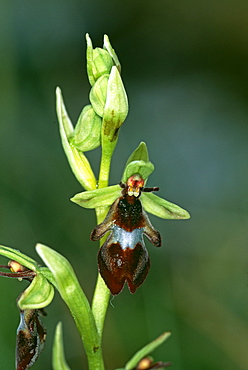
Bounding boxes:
91 174 161 295
16 309 46 370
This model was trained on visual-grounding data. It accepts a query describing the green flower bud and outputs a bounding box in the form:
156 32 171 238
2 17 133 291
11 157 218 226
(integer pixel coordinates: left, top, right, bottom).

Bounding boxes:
72 105 101 152
102 66 128 144
92 48 113 82
89 74 109 117
18 273 55 310
86 33 120 86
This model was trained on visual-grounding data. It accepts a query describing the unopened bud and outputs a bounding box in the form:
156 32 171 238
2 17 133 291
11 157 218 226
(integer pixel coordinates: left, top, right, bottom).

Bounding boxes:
89 74 109 117
102 66 128 143
72 105 101 151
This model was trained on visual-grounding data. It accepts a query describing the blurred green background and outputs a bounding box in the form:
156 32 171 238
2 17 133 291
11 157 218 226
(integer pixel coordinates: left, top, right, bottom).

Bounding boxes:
1 1 248 369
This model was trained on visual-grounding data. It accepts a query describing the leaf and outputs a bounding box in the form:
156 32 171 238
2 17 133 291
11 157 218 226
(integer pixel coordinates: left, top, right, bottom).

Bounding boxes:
141 192 191 220
35 244 102 363
52 322 71 370
125 332 171 370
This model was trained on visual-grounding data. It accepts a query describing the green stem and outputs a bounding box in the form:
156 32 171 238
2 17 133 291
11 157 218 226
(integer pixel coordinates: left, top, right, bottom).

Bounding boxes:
92 144 114 338
98 151 111 189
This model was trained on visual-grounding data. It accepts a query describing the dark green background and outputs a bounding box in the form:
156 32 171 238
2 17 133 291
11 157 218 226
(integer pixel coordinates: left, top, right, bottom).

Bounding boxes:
1 1 248 369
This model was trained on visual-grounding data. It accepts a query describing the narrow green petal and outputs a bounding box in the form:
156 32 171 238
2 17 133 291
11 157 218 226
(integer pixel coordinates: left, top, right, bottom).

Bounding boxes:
71 185 120 209
142 192 191 220
52 322 71 370
125 332 171 370
0 245 38 271
18 273 54 310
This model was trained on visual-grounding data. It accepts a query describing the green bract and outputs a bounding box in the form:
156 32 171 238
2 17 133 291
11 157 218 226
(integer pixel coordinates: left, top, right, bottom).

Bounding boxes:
56 87 97 190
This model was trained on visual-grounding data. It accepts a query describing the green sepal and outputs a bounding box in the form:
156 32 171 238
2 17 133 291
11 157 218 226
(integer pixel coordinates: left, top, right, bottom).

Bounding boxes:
18 272 55 310
121 142 154 182
52 322 71 370
122 160 154 183
0 245 38 271
72 105 101 152
89 74 109 117
103 34 121 73
56 87 96 190
124 332 171 370
125 141 149 164
102 66 128 143
71 184 120 209
141 192 190 220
